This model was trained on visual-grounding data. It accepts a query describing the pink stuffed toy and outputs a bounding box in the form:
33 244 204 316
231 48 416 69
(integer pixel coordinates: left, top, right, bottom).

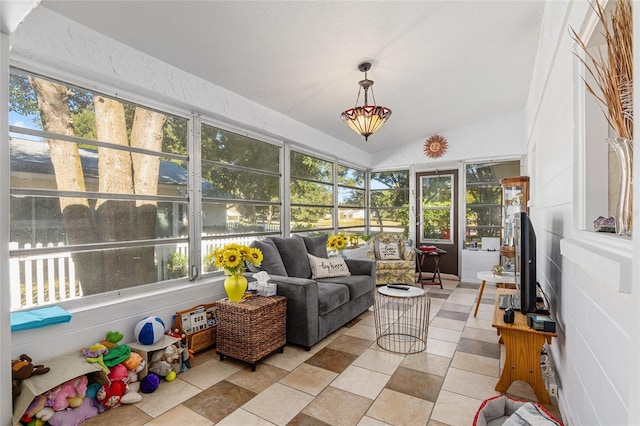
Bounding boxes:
47 397 98 426
46 375 88 411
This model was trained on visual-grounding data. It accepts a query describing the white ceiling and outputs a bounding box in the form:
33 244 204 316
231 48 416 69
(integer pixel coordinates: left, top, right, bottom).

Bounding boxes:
40 0 544 154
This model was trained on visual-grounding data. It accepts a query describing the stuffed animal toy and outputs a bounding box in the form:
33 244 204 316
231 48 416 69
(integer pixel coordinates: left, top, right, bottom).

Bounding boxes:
120 370 142 404
47 397 99 426
95 363 128 411
45 375 88 412
140 373 160 393
12 354 50 400
122 351 143 372
81 343 109 374
100 330 124 349
95 380 127 411
148 344 182 377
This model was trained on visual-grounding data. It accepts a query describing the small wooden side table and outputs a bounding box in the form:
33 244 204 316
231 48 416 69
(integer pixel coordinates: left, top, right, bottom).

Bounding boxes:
492 288 556 404
216 295 286 371
414 247 447 289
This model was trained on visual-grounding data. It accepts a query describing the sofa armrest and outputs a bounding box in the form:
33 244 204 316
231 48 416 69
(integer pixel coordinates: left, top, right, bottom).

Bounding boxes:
344 259 376 280
265 275 320 349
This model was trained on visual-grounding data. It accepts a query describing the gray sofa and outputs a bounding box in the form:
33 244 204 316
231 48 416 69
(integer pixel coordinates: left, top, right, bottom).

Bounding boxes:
248 235 376 350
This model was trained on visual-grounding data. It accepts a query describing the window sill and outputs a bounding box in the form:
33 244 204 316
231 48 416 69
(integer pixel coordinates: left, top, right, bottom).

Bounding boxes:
560 230 633 293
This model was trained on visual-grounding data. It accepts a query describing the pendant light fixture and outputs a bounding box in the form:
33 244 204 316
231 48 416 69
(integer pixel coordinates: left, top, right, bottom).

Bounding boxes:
340 62 392 141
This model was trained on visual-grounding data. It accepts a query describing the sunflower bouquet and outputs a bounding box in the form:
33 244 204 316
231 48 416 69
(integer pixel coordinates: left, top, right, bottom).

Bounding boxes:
327 234 348 252
209 243 263 276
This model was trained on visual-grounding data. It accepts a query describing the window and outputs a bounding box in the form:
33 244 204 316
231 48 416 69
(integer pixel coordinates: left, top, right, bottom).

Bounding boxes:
370 170 409 237
289 151 334 234
9 68 189 308
200 123 281 270
8 68 286 310
419 174 453 242
465 161 520 248
337 165 366 235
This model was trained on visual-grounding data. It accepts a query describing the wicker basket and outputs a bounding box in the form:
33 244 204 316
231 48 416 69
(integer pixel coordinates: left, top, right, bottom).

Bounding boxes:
216 295 286 370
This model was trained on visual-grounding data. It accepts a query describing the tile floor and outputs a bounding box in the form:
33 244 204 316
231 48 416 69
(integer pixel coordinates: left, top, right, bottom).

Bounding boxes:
82 279 563 426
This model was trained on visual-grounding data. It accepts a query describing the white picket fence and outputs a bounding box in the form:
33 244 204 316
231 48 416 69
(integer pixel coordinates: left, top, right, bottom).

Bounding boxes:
9 235 260 310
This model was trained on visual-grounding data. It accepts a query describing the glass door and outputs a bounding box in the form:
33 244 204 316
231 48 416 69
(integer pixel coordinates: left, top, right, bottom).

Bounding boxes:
416 170 458 276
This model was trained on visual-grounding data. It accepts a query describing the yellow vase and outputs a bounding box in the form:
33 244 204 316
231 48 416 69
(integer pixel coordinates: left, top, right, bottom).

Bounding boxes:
224 274 248 302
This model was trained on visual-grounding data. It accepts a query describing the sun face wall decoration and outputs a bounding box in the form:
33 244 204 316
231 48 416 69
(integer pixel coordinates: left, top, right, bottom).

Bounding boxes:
423 134 448 159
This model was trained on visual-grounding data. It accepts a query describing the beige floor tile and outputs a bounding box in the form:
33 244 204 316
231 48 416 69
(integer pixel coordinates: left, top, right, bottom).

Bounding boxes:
427 325 462 343
430 390 484 426
242 382 314 425
303 386 372 426
506 379 539 401
262 345 314 371
461 326 500 344
442 367 500 400
367 388 433 426
465 316 495 331
426 337 458 358
134 377 203 417
451 351 499 377
429 317 465 331
343 323 377 341
352 348 404 375
441 302 473 313
357 416 389 426
216 408 277 425
145 405 213 426
400 351 451 377
179 357 242 389
80 404 151 426
226 363 288 393
331 365 390 400
279 363 338 396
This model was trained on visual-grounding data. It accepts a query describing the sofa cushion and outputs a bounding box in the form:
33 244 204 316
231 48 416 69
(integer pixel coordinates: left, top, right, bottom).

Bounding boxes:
248 239 287 276
308 254 351 279
316 282 350 315
269 236 312 279
298 234 329 258
317 275 372 300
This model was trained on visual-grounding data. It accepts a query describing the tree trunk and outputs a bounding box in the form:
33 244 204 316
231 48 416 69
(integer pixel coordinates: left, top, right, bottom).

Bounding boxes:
29 76 105 295
30 80 168 295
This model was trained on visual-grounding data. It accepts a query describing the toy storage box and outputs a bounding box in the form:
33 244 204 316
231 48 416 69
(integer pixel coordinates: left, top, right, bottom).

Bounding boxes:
128 334 181 379
12 352 108 426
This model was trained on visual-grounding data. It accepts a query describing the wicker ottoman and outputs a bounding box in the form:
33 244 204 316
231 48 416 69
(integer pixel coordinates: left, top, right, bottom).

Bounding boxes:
216 295 287 371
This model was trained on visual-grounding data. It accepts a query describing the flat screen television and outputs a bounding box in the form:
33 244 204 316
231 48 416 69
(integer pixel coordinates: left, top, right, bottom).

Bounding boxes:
514 211 537 314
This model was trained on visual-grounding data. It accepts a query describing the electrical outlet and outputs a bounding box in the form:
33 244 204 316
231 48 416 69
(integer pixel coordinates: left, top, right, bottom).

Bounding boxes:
549 383 558 397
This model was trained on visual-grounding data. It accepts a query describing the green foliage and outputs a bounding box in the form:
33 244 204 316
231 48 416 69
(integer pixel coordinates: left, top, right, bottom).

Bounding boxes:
167 252 188 279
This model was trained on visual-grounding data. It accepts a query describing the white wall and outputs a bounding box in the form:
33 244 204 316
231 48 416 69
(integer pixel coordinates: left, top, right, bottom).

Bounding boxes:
526 2 637 425
371 109 526 169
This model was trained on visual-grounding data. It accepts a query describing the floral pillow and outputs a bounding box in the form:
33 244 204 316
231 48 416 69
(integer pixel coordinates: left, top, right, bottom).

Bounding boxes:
374 240 401 260
307 254 351 279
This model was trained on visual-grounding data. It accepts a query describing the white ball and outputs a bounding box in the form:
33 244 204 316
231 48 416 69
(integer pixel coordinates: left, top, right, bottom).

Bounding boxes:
134 316 165 345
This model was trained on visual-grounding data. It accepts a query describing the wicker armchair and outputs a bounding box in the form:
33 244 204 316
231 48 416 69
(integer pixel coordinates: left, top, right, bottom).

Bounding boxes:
367 233 416 285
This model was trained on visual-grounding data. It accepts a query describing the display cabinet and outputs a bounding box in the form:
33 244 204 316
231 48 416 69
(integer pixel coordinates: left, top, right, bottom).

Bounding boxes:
500 176 529 272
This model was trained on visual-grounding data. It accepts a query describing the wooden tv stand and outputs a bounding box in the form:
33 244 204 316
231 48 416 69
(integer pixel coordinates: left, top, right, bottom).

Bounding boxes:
492 288 557 404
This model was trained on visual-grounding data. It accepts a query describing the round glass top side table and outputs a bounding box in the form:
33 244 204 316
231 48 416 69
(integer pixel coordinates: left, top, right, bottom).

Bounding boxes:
473 271 517 317
373 285 430 354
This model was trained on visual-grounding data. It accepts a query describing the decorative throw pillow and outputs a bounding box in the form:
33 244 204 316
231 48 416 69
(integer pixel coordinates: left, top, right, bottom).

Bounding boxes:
307 254 351 279
296 234 329 258
269 236 312 279
374 240 401 260
248 239 287 276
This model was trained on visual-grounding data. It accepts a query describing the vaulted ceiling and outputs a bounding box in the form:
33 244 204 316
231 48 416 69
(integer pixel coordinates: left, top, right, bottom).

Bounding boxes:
41 1 545 154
